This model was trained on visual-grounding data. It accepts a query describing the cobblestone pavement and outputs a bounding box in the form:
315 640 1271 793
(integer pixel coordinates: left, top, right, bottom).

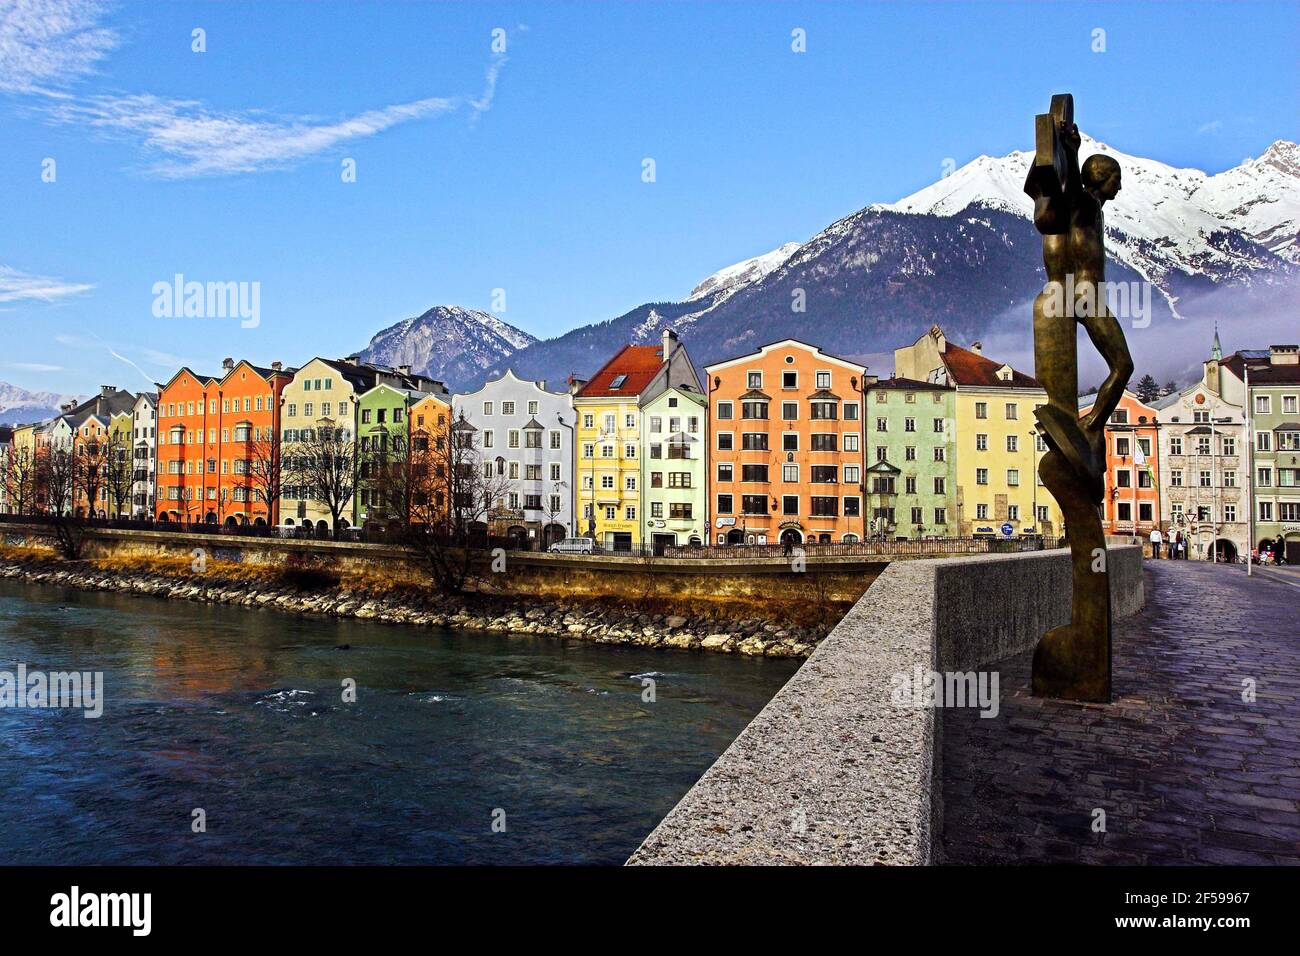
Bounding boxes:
942 560 1300 864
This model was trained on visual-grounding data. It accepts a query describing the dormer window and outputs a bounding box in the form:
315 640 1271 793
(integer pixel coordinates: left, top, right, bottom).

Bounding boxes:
609 374 627 390
997 365 1014 382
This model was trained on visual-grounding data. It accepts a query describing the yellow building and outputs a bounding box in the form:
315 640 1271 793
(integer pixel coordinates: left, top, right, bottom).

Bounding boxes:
572 331 699 551
895 325 1060 537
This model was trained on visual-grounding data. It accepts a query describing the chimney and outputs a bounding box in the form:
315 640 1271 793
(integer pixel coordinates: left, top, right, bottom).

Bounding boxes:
567 375 587 395
1269 344 1299 366
538 380 546 391
343 355 360 366
270 361 283 371
100 385 117 397
662 328 678 362
398 364 411 376
222 357 234 370
970 342 983 355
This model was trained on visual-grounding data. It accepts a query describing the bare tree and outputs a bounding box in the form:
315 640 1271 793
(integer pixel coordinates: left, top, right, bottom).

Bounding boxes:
1 445 41 515
105 437 133 518
246 434 284 525
40 446 85 558
73 438 108 519
284 418 358 539
402 413 510 593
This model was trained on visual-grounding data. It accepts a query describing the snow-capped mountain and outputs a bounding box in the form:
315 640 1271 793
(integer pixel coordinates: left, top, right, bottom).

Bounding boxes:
372 137 1298 391
872 136 1300 314
687 242 801 302
0 382 83 425
357 305 537 389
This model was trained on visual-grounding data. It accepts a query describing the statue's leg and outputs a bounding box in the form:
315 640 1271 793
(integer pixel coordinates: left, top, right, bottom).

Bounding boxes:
1075 289 1134 437
1033 283 1078 420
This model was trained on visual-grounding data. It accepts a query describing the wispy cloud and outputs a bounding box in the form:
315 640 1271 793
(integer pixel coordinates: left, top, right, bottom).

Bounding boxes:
7 361 64 372
4 1 508 178
1197 119 1223 136
0 0 118 93
0 265 93 303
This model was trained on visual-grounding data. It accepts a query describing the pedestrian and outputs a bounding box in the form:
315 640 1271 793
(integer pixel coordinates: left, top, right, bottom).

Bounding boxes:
1148 526 1163 559
1173 530 1184 559
1277 534 1287 566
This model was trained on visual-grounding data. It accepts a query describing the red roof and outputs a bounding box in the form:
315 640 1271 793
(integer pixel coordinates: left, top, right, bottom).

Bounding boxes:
941 341 1040 389
575 344 664 398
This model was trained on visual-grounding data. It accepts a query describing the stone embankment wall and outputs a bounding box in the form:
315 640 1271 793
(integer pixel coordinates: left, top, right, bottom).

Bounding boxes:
0 523 880 607
628 545 1146 865
0 552 826 659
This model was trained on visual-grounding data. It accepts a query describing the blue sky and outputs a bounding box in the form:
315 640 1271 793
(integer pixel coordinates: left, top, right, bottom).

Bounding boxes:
2 0 1296 395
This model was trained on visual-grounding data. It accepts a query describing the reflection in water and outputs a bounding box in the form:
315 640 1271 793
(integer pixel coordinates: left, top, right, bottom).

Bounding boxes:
0 579 796 865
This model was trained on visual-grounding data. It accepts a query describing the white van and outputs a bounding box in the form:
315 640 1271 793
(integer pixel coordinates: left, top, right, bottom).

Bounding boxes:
549 537 596 555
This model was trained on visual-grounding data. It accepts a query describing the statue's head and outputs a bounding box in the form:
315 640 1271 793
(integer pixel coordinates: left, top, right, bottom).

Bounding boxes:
1082 154 1122 201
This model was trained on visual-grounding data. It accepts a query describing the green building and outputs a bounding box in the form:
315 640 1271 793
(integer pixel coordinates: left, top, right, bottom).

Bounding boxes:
1222 344 1300 563
356 382 430 527
864 376 957 538
639 384 707 551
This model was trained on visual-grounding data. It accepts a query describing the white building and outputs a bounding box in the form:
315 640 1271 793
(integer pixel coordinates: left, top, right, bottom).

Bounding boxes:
1153 333 1250 561
453 369 577 548
131 391 158 518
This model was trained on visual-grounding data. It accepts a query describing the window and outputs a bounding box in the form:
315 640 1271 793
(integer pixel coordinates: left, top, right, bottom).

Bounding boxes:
844 434 859 452
976 504 989 520
1223 504 1235 523
1007 505 1019 522
1117 470 1132 488
815 371 831 389
747 372 762 389
741 494 767 515
1170 469 1183 487
904 417 915 433
1222 437 1235 456
904 445 916 461
783 433 799 452
811 465 837 483
1169 436 1182 455
1113 409 1128 424
782 401 799 421
905 476 917 495
1283 395 1298 415
667 472 691 489
669 503 692 520
844 465 860 484
810 434 837 452
843 403 859 421
1257 467 1273 487
844 497 861 517
1259 501 1274 522
975 402 988 419
810 401 837 420
1199 470 1212 487
1007 435 1018 453
911 507 923 525
716 401 733 421
717 433 734 451
976 468 989 485
877 418 889 433
782 495 799 515
933 477 946 495
933 447 945 462
933 507 946 525
1115 437 1130 456
810 496 838 517
782 371 798 389
1257 431 1272 452
742 464 769 482
742 401 768 420
1005 403 1018 420
717 463 733 482
782 464 799 483
742 432 769 451
1256 395 1271 415
716 494 733 514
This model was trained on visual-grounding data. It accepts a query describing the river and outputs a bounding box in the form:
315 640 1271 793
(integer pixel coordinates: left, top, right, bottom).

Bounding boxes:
0 578 796 865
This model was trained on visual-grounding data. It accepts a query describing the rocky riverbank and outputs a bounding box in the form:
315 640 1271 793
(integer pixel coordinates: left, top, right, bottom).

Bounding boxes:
0 556 823 658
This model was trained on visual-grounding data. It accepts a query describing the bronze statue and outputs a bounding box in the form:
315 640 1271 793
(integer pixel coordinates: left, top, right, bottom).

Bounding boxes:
1025 94 1133 702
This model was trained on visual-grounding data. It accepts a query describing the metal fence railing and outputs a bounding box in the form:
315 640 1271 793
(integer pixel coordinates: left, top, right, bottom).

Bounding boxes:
0 512 1064 561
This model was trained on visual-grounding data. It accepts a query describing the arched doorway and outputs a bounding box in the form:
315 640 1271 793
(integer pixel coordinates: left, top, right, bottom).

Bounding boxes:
726 528 746 545
543 524 566 548
842 533 860 542
253 517 266 527
818 533 832 543
1212 539 1237 563
316 519 329 536
224 516 238 527
205 511 217 524
779 528 803 546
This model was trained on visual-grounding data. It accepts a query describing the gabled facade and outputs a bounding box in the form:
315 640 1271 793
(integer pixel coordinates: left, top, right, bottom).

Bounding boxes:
1221 343 1300 562
71 414 110 517
156 359 292 525
356 382 437 527
895 325 1059 538
574 330 700 550
454 369 575 547
865 376 957 538
1079 389 1162 537
1152 334 1249 561
706 339 867 546
640 384 707 549
131 392 158 517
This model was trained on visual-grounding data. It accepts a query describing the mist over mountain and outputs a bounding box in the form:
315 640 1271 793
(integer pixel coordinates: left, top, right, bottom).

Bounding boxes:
0 382 84 426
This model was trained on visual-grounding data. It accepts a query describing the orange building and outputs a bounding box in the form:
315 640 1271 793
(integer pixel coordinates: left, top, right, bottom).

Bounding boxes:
705 339 868 546
156 358 294 526
1080 389 1162 537
71 414 110 517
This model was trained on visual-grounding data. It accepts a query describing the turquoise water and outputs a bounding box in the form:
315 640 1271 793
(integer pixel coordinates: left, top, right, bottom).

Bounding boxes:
0 579 795 865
